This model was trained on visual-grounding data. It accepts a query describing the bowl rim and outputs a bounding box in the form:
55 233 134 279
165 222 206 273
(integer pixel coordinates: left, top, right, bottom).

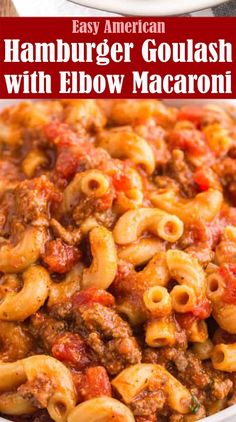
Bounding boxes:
201 404 236 422
0 395 236 421
68 0 228 16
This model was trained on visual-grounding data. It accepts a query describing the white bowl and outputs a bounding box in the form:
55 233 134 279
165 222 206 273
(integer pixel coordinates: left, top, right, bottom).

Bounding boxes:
1 403 236 422
0 98 235 422
69 0 227 16
201 405 236 422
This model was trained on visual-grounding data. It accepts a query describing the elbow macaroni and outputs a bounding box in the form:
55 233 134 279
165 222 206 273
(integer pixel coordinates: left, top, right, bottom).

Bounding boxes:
150 189 223 223
113 208 183 245
0 356 76 422
186 319 208 343
21 149 48 178
81 226 117 290
207 271 236 333
167 250 206 298
145 316 176 347
67 398 135 422
23 355 76 422
0 226 46 273
118 237 164 266
211 343 236 372
109 99 174 126
136 251 170 288
170 285 197 313
0 265 51 321
0 393 36 415
61 170 110 214
97 130 155 174
143 286 172 317
215 225 236 265
48 263 84 308
211 302 236 334
112 364 192 414
192 339 213 361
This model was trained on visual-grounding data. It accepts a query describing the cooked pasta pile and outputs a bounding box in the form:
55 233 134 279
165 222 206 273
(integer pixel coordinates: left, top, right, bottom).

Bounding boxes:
0 99 236 422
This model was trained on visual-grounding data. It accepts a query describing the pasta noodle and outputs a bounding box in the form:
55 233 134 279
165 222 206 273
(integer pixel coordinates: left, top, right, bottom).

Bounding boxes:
207 269 236 333
143 286 172 317
166 249 206 298
145 316 176 347
170 285 197 313
212 343 236 372
112 364 192 414
81 226 117 290
97 130 155 175
118 237 164 266
0 356 76 422
192 339 213 360
67 397 135 422
0 265 51 321
0 227 46 273
113 208 184 244
0 393 36 416
150 188 223 223
186 319 208 343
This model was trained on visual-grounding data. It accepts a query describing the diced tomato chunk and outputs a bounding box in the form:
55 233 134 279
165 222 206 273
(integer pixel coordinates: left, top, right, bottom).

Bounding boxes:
192 299 212 319
52 333 91 370
177 107 204 127
176 313 197 330
44 122 78 148
176 299 211 326
193 168 220 192
43 121 62 141
169 129 207 156
193 169 211 191
219 264 236 304
72 287 115 309
43 239 80 274
112 173 131 192
80 366 112 400
56 149 81 179
110 161 135 194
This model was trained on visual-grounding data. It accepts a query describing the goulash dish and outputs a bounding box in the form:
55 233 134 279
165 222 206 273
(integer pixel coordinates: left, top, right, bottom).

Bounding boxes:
1 99 236 422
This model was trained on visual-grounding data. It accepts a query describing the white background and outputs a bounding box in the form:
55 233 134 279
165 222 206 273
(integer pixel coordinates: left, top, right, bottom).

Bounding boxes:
12 0 215 16
12 0 118 16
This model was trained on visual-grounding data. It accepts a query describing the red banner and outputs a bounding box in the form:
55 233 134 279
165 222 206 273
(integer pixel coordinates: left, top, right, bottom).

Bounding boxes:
0 17 235 98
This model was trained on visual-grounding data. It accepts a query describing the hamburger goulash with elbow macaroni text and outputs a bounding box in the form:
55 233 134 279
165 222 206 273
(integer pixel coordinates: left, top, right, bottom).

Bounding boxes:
1 99 236 421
